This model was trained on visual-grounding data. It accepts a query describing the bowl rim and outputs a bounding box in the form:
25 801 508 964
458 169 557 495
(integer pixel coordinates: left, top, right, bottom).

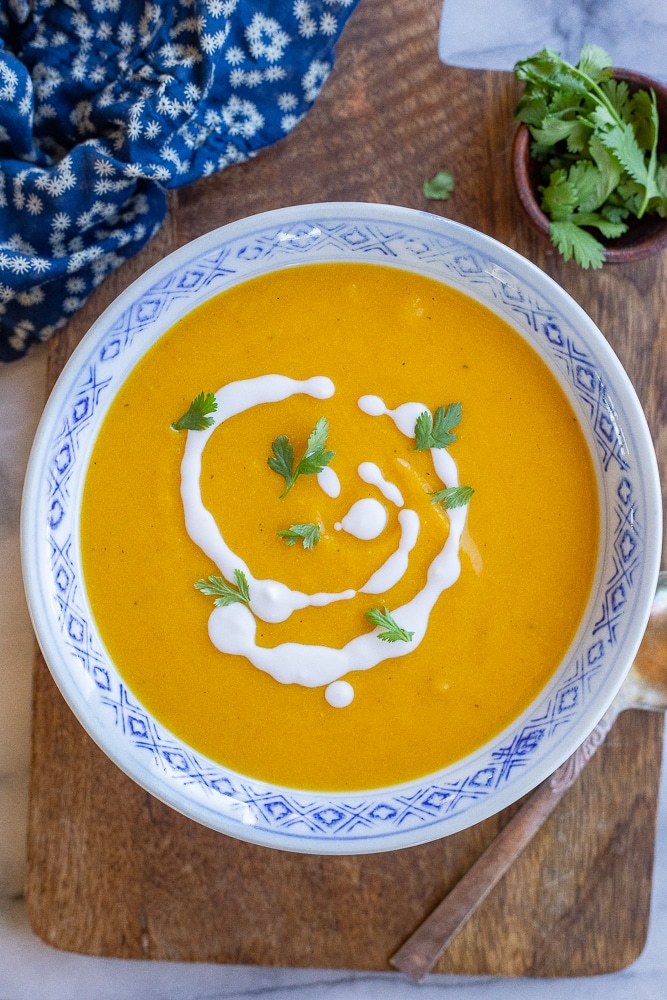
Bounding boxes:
20 201 663 853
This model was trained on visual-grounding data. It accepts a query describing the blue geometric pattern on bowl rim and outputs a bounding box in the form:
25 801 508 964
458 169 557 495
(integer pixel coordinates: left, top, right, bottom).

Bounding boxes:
22 202 662 854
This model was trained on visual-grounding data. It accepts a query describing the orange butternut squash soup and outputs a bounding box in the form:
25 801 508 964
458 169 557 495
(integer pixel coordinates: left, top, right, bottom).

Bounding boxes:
80 262 599 791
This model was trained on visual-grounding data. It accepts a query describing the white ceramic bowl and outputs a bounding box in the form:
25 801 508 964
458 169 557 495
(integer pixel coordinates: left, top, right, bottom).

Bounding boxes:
21 203 662 854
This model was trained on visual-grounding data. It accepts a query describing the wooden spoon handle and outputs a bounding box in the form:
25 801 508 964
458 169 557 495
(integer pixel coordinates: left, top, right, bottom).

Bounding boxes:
389 715 615 983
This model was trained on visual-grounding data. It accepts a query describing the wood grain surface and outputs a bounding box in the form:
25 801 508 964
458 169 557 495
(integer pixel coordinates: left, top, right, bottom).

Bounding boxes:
26 0 666 976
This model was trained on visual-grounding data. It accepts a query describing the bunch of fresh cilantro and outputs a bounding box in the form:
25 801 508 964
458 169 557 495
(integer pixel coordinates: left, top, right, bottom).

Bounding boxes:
513 44 667 268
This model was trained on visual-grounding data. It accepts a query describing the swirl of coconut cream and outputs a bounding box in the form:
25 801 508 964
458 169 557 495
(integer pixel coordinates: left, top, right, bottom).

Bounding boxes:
180 376 469 704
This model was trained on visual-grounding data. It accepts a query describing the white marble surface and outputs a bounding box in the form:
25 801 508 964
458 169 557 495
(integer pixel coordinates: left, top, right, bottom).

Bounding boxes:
439 0 667 83
2 1 667 995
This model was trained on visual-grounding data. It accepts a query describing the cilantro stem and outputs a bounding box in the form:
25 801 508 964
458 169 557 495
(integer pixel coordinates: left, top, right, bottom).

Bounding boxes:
638 89 659 218
565 61 655 219
565 62 626 130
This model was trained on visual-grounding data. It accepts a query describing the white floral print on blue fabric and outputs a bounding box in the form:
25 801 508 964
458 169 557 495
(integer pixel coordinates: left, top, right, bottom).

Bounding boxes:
0 0 360 361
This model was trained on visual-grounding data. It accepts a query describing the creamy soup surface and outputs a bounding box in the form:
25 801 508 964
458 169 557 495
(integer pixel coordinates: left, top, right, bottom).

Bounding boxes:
81 262 599 791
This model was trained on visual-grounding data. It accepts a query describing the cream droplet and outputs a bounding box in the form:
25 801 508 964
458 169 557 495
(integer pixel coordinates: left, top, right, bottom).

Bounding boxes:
325 680 354 708
358 394 385 416
318 465 341 498
335 498 387 539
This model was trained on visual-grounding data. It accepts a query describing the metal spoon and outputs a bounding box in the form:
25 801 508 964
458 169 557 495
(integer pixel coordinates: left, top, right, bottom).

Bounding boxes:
390 570 667 983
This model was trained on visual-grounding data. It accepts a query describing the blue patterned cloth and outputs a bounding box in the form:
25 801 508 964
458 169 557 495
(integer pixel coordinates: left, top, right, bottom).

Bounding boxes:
0 0 360 361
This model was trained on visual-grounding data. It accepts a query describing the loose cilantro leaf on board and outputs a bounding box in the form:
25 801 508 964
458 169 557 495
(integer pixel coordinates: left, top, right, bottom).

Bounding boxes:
365 607 414 643
194 569 250 607
513 44 667 267
171 392 218 431
429 485 475 509
414 403 463 451
277 523 321 549
268 417 335 498
423 169 455 200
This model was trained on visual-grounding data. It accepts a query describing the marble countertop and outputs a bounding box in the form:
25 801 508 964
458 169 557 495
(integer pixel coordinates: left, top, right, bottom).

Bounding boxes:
438 0 667 82
2 2 667 996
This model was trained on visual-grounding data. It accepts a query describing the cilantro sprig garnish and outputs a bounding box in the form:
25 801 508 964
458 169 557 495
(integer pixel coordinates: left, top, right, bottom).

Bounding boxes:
514 44 667 268
277 523 321 549
414 403 462 450
172 391 218 431
365 607 414 643
268 417 335 498
429 485 475 509
194 569 250 607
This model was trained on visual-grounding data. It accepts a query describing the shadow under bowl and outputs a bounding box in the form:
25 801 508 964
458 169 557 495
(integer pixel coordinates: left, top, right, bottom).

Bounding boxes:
512 68 667 263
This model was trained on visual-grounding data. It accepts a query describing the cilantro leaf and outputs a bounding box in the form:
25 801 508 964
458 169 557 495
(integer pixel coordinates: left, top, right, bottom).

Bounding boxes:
564 118 594 154
423 169 455 200
585 134 622 207
603 78 632 121
267 435 294 487
531 117 582 147
596 118 660 203
429 485 475 509
600 201 630 224
268 417 334 498
194 569 250 607
171 391 217 431
365 607 414 643
514 47 566 89
656 162 667 212
592 218 627 239
540 168 579 220
297 417 335 476
514 91 549 126
629 88 657 150
576 43 613 83
414 403 462 451
565 161 604 210
277 523 321 549
549 220 606 269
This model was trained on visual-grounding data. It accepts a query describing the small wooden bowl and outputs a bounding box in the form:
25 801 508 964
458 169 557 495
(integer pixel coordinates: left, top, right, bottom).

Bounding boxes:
512 68 667 263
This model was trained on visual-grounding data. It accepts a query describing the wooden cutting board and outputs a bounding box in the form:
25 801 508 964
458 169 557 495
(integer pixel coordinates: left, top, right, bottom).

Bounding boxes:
26 0 666 977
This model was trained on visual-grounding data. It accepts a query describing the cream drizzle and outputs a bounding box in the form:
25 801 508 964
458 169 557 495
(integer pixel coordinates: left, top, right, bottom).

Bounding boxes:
360 508 420 594
358 394 427 436
358 461 404 506
207 502 465 687
180 374 355 624
180 377 469 705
